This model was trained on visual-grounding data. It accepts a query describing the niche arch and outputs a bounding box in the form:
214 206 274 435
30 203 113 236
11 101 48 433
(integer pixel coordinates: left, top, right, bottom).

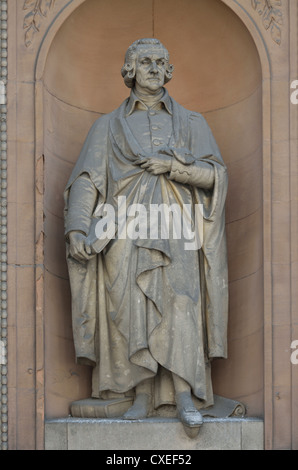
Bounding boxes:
36 0 268 418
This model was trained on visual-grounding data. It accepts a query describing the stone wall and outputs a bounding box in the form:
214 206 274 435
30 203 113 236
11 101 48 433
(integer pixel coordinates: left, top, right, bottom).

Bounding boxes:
0 0 8 452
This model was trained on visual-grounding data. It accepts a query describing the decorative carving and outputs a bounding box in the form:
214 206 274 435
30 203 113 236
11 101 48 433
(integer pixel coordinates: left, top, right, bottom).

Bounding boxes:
0 0 8 452
251 0 283 45
23 0 56 47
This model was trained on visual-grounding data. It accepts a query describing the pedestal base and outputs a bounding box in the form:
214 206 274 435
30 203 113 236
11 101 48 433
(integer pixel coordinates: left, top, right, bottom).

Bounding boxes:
45 417 263 450
69 394 246 419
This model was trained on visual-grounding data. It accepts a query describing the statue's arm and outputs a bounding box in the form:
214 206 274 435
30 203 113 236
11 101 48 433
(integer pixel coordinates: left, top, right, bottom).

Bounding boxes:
137 112 220 189
167 112 221 190
168 159 214 189
65 173 98 238
65 173 98 261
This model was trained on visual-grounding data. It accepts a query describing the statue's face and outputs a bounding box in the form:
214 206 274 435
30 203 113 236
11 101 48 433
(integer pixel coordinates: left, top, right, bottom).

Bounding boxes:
135 45 168 93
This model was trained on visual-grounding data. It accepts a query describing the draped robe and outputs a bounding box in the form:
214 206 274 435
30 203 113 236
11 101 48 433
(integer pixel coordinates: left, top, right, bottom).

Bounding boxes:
64 94 228 410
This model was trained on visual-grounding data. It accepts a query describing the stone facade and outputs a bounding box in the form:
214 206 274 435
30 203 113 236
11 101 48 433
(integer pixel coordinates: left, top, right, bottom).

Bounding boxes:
0 0 7 452
2 0 298 450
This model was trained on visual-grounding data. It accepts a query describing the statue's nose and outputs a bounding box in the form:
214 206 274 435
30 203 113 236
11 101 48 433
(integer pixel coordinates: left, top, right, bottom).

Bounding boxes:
150 61 158 72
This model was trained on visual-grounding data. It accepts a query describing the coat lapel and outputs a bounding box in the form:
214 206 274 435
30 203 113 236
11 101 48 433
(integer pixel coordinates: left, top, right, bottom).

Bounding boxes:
109 101 151 162
109 95 189 160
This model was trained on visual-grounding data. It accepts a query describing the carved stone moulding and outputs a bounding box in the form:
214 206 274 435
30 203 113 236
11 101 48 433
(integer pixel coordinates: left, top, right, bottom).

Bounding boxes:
0 0 8 452
251 0 283 45
22 0 284 48
23 0 56 47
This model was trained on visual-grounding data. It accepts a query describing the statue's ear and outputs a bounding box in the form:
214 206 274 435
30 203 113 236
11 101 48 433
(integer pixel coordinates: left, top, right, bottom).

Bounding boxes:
165 64 174 82
123 63 135 79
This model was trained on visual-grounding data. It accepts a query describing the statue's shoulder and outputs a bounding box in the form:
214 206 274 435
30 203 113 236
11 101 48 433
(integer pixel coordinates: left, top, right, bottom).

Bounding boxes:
92 106 121 127
88 100 127 137
89 99 129 132
171 97 207 124
188 111 210 131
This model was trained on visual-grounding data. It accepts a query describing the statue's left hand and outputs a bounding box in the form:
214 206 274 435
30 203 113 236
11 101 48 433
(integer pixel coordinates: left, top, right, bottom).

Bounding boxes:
137 155 172 175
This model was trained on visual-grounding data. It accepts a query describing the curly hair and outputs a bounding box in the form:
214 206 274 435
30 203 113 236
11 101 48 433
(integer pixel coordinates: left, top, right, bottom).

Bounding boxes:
121 38 174 89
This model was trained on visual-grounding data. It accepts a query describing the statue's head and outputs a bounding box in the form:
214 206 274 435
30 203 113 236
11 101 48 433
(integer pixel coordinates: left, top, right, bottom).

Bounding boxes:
121 38 174 90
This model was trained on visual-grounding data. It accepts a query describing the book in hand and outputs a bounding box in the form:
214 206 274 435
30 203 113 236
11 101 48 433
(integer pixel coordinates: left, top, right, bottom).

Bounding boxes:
85 216 117 254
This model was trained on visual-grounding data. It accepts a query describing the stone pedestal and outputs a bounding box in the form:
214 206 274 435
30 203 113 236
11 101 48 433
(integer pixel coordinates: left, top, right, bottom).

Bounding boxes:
45 417 263 450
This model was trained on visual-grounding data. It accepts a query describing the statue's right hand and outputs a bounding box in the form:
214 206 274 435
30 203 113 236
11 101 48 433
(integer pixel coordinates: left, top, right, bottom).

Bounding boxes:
68 231 95 262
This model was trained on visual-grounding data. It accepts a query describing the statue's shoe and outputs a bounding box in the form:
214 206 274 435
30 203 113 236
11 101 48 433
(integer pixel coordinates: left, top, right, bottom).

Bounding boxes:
122 393 150 420
177 406 203 428
122 405 148 420
177 407 203 438
176 392 203 438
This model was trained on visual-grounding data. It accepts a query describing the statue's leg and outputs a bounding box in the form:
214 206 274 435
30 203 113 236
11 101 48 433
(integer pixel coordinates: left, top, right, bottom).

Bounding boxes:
172 373 203 435
122 378 153 420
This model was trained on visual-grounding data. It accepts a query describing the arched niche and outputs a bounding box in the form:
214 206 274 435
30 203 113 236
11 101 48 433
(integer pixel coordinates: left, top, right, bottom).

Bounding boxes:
41 0 263 418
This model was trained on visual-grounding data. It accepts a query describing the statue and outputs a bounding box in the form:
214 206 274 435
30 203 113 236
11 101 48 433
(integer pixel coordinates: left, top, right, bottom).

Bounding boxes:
64 38 230 437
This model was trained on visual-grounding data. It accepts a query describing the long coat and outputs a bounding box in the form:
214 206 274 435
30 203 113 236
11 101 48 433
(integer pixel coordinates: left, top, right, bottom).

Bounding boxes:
64 94 228 408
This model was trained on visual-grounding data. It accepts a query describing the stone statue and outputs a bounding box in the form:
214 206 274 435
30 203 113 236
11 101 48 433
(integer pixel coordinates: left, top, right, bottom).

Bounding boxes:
64 38 229 437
